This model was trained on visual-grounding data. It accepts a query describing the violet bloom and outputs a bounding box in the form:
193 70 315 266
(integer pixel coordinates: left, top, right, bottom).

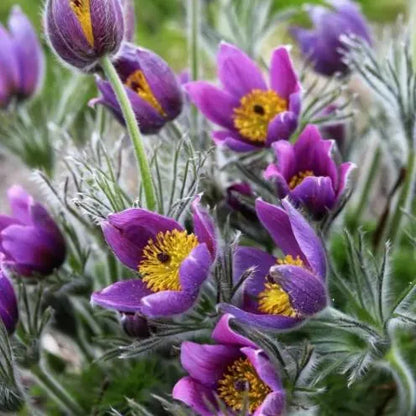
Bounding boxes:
91 197 216 318
264 125 354 218
221 198 327 331
0 6 44 108
45 0 124 71
173 314 286 415
291 0 371 77
91 43 183 134
0 186 66 277
185 42 301 152
0 264 18 334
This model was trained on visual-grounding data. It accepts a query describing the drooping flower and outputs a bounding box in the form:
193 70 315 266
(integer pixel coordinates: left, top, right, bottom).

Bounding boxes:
90 43 183 134
220 198 327 330
291 0 371 77
185 42 301 152
264 125 355 218
0 6 44 108
0 263 18 334
45 0 124 71
0 186 66 277
91 197 216 318
173 314 286 415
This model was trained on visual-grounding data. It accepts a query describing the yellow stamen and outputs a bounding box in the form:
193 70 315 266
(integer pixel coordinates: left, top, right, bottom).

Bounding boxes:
288 170 314 190
217 357 271 413
125 70 166 117
139 230 198 292
233 89 287 143
70 0 94 47
257 255 303 317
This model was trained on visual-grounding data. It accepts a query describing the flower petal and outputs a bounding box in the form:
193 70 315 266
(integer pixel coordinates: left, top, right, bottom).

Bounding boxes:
192 196 217 259
269 140 297 181
0 267 18 334
266 111 298 145
337 161 356 198
91 279 152 312
212 314 257 348
139 290 196 317
185 82 239 130
270 47 300 99
180 341 241 386
217 42 267 97
253 391 286 416
7 185 32 224
212 130 261 152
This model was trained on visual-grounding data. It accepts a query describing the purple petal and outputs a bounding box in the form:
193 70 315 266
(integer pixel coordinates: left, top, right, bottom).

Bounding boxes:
263 167 290 199
266 111 298 145
0 24 19 99
281 199 326 279
270 47 300 99
191 196 217 259
91 279 152 313
7 185 32 224
253 391 286 416
269 140 297 180
212 314 257 348
0 267 18 334
336 161 356 198
217 42 267 98
255 199 305 261
121 0 135 42
179 244 212 294
270 264 327 316
289 91 302 116
139 290 196 317
212 130 262 152
180 341 241 386
172 376 217 416
8 6 44 98
241 347 282 391
0 215 20 234
220 304 302 331
185 82 239 130
291 176 336 218
102 209 182 270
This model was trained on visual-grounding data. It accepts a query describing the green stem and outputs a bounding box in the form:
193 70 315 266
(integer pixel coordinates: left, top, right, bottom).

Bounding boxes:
187 0 200 140
385 345 416 415
352 145 382 227
31 363 84 415
99 56 156 211
387 150 416 246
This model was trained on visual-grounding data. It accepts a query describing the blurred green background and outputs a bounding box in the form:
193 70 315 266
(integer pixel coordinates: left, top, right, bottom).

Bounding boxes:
0 0 409 71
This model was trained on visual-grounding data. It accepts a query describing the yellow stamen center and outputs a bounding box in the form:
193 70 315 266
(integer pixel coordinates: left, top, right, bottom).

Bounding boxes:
233 89 287 143
139 230 198 292
70 0 94 47
217 357 271 413
257 255 304 317
289 170 314 190
125 70 166 117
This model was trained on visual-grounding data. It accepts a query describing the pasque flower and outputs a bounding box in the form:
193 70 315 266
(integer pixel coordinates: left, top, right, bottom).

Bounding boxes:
221 198 327 330
173 314 286 415
91 43 183 134
185 42 301 152
264 125 354 218
45 0 124 71
0 6 44 108
291 0 371 76
91 197 216 317
0 186 66 277
0 263 18 334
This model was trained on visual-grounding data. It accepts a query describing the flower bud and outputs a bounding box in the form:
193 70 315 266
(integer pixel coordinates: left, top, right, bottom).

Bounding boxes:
0 264 18 334
45 0 125 71
121 313 150 338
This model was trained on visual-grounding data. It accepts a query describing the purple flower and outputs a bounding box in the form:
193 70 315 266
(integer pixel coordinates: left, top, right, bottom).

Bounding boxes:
173 314 286 415
0 263 18 334
185 42 301 152
291 0 371 77
0 186 66 277
91 197 216 318
45 0 124 71
264 125 355 218
220 198 327 331
90 43 183 134
0 6 44 108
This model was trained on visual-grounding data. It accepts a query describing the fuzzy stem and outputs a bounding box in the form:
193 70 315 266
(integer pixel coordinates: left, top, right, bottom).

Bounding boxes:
385 344 416 415
386 149 416 246
99 56 156 211
31 363 84 415
187 0 200 140
352 145 382 226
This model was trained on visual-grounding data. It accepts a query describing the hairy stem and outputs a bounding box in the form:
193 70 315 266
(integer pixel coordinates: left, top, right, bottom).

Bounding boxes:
99 56 156 211
31 363 84 415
